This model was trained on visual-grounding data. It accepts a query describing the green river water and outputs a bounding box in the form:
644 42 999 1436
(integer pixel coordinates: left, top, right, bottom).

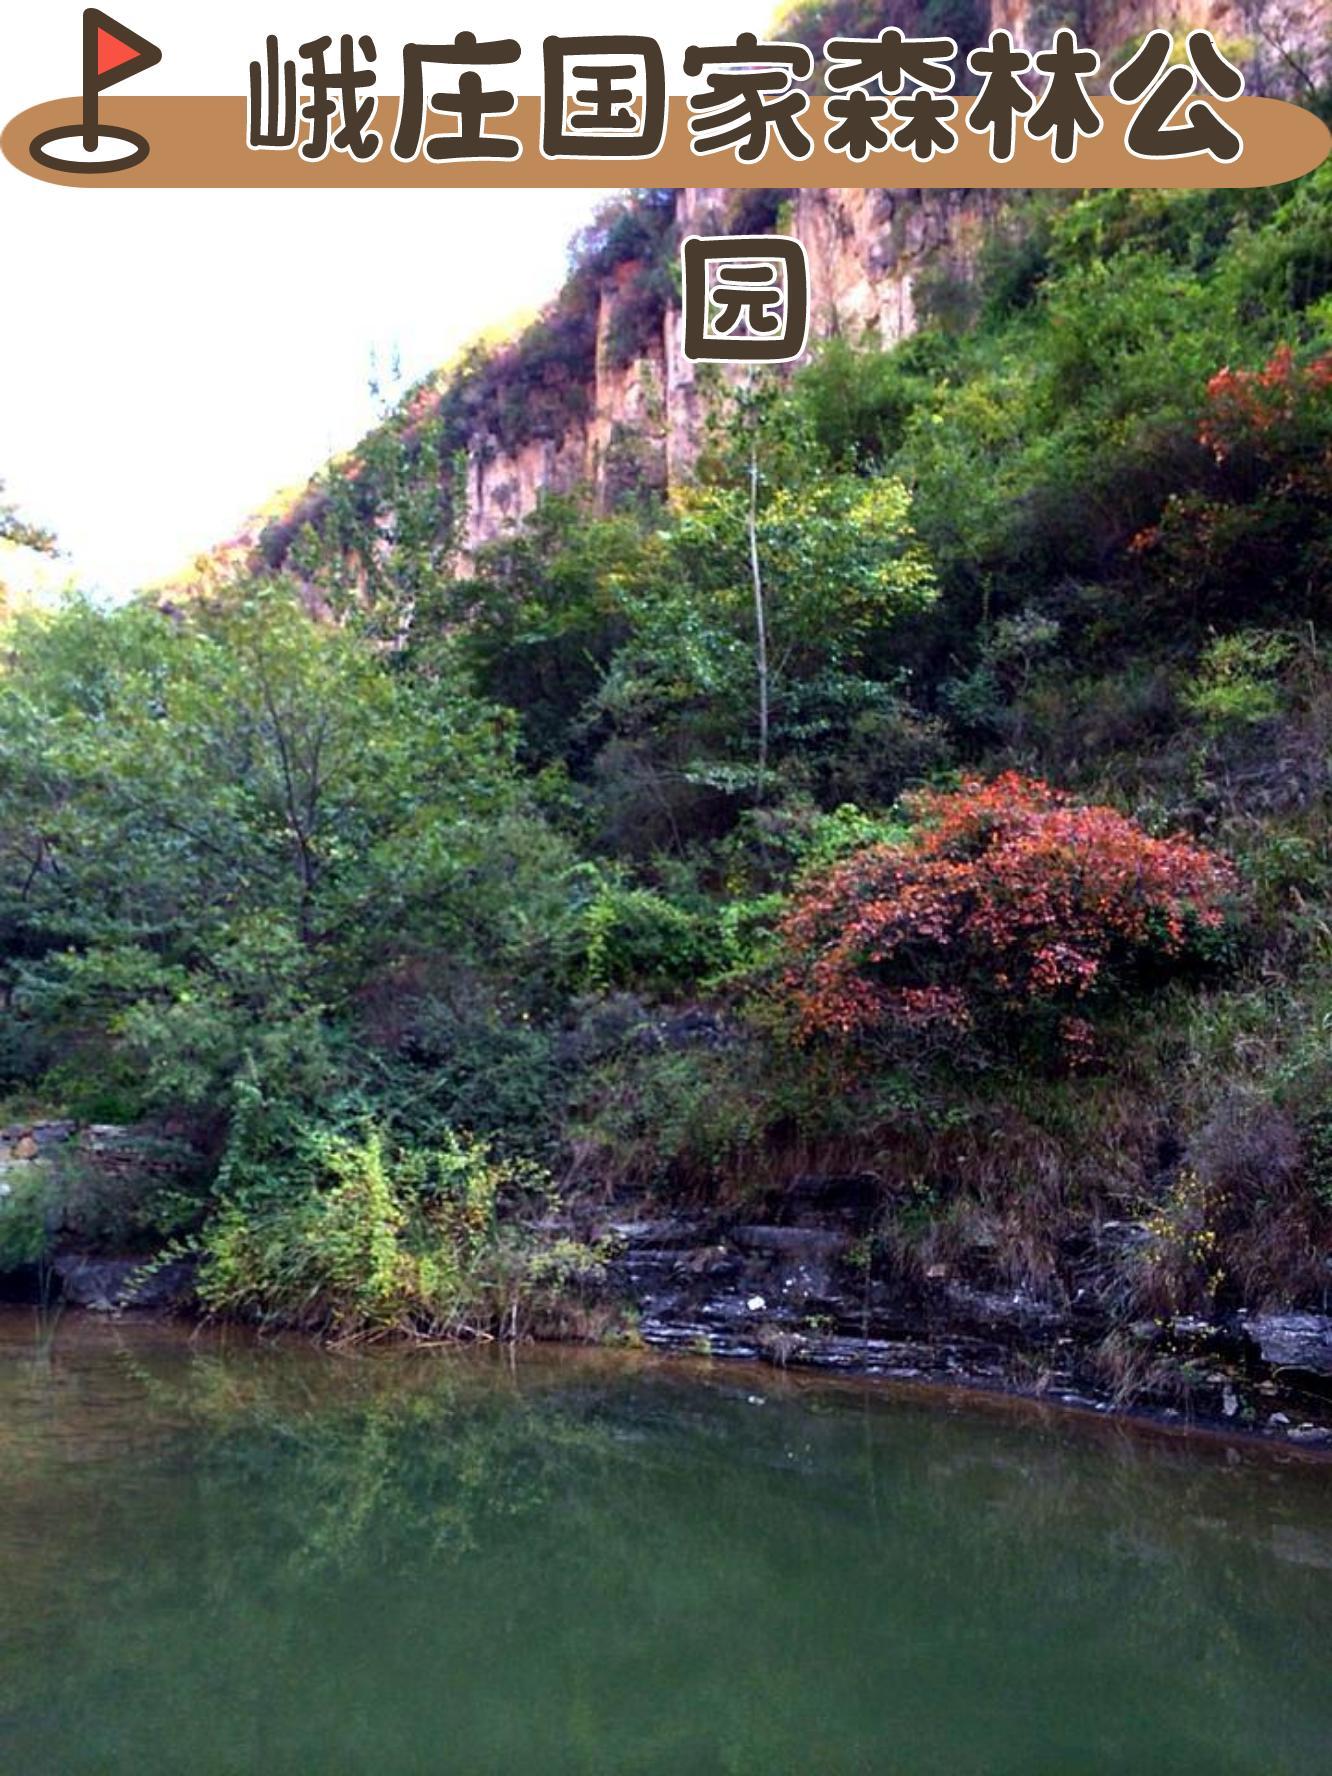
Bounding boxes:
0 1308 1328 1775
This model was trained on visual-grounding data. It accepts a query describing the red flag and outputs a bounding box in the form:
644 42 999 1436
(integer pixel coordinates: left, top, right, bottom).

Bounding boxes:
26 3 162 169
86 9 161 93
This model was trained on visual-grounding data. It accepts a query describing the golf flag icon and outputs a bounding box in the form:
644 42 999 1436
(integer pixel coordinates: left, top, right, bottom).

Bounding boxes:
30 9 162 173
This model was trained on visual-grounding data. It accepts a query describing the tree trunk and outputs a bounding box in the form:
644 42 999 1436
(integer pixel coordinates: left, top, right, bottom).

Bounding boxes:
748 441 769 802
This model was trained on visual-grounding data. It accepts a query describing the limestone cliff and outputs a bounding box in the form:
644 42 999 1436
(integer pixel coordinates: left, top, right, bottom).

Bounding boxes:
455 1 1325 553
246 0 1325 571
456 183 994 550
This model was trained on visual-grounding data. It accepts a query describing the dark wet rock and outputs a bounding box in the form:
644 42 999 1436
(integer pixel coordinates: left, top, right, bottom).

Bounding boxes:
603 1212 1086 1394
599 1212 741 1319
603 1217 714 1250
730 1225 851 1260
34 1186 1332 1438
928 1280 1068 1342
587 1214 1332 1434
777 1172 881 1230
1169 1315 1221 1343
53 1255 198 1313
1243 1313 1332 1377
638 1319 764 1362
637 1310 1064 1389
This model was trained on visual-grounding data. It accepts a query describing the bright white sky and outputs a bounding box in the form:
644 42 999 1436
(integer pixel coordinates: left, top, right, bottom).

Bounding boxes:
1 1 771 598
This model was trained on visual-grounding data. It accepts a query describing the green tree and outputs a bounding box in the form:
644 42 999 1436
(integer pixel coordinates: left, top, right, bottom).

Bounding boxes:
443 494 653 770
594 382 936 811
0 584 575 1125
290 393 466 649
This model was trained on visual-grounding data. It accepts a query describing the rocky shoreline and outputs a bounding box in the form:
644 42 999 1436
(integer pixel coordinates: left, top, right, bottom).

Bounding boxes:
589 1211 1332 1448
5 1117 1330 1446
5 1211 1329 1453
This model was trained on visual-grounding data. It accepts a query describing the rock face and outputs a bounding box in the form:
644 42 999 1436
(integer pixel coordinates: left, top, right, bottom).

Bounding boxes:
460 184 998 553
0 1119 77 1183
1244 1313 1332 1377
0 1120 201 1310
0 1120 195 1212
52 1255 199 1313
237 1 1327 583
597 1212 1082 1390
457 0 1328 553
576 1206 1332 1438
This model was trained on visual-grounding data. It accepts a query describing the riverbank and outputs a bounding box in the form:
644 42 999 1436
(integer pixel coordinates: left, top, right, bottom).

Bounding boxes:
11 1206 1332 1453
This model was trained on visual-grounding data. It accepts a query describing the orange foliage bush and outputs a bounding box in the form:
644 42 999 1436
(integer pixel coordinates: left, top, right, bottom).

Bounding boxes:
1129 347 1332 617
779 774 1237 1058
1199 345 1332 465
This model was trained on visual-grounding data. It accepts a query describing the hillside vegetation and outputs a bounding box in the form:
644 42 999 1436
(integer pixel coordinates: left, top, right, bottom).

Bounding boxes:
2 151 1331 1348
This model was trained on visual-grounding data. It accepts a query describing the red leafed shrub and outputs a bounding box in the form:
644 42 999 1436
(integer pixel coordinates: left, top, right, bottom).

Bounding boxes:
1199 345 1332 465
779 774 1238 1059
1131 347 1332 619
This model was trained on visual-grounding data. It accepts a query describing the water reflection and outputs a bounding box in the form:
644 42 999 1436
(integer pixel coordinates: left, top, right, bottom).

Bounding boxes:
0 1310 1329 1775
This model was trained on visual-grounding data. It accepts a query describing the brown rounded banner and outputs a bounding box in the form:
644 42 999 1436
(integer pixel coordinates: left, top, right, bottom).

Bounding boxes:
4 94 1327 188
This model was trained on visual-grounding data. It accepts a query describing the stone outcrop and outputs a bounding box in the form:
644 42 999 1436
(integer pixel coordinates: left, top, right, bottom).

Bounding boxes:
599 1211 1079 1381
459 182 1002 553
1243 1312 1332 1377
0 1121 200 1309
456 1 1327 553
573 1206 1332 1440
52 1254 199 1313
0 1119 76 1182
